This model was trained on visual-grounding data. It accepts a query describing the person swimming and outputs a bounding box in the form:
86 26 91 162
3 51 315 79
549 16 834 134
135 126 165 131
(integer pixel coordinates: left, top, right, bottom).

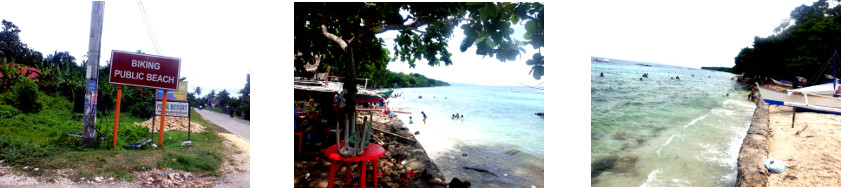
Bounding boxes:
600 72 604 77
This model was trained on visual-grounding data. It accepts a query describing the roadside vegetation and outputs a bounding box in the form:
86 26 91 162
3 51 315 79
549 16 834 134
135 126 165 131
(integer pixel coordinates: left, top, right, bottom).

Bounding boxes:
0 19 230 182
0 86 228 182
188 74 251 120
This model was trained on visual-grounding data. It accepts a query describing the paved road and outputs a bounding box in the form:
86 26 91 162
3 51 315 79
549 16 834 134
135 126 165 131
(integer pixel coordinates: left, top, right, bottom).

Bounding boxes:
195 108 250 141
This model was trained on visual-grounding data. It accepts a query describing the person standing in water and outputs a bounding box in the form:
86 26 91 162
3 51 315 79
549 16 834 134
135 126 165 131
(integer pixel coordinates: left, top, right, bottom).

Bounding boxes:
600 72 604 77
421 111 427 124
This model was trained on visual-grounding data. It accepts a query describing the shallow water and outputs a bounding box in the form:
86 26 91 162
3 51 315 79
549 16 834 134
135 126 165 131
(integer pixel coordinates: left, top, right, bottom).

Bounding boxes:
390 85 544 187
591 60 755 186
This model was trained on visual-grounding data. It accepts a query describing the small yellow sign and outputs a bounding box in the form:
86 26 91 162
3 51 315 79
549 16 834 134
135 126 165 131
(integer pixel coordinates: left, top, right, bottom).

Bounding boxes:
173 81 188 101
156 81 188 102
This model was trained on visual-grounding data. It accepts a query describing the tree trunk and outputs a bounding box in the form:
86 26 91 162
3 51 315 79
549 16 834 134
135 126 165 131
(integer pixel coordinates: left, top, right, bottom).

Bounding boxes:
342 45 358 124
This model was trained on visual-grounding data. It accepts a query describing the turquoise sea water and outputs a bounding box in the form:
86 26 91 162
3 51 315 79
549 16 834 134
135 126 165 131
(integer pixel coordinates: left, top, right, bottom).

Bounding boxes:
591 60 756 186
390 85 544 187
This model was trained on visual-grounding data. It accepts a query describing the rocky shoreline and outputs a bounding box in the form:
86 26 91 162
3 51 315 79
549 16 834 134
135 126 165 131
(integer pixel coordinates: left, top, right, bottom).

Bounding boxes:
734 75 771 187
735 101 770 186
294 114 476 187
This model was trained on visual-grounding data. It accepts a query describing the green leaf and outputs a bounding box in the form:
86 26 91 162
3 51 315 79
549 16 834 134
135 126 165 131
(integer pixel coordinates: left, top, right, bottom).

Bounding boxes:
487 5 498 18
476 36 486 44
525 20 536 33
531 65 543 80
526 59 535 65
485 38 495 48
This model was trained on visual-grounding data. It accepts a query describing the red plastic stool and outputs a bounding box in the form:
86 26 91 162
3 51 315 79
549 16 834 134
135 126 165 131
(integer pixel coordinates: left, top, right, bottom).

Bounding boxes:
325 143 385 188
294 132 303 154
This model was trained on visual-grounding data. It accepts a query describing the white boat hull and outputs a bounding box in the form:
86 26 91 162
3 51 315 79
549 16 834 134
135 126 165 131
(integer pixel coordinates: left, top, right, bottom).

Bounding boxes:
757 85 841 114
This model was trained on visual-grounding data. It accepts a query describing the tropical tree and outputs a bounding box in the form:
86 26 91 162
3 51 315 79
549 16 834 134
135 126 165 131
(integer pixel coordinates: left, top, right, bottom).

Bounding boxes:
240 73 250 98
733 0 841 80
0 58 23 92
238 73 250 119
295 2 544 124
206 90 216 107
0 20 43 68
195 86 202 97
217 89 230 110
44 51 78 73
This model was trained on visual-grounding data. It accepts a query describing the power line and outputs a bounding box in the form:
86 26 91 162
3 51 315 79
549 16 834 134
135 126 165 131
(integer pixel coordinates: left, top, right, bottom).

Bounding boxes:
138 1 162 55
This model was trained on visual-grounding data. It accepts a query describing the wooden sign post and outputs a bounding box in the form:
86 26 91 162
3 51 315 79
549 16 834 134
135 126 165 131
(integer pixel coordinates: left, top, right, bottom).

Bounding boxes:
112 85 123 148
159 90 168 146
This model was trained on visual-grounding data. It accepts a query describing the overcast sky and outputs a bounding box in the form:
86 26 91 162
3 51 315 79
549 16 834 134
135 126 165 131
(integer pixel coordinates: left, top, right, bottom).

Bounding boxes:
589 0 819 68
0 1 277 97
379 24 543 87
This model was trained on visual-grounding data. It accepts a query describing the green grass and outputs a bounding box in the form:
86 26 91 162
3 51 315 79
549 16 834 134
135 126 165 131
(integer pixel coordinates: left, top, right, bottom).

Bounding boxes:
0 93 231 182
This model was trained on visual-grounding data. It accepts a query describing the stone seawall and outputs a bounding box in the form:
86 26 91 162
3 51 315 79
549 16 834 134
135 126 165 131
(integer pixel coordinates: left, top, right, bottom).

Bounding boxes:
735 101 770 186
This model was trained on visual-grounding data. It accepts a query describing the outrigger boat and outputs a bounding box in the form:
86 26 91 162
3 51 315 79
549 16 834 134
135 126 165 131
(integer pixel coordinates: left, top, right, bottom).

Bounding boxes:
357 88 394 103
757 50 841 114
757 81 841 114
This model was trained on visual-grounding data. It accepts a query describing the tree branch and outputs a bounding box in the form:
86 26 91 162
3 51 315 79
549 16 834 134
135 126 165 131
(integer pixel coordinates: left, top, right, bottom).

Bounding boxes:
321 24 348 51
375 18 473 34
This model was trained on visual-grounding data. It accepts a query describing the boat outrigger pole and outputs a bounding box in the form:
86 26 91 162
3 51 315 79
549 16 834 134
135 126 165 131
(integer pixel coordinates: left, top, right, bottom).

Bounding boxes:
835 49 838 95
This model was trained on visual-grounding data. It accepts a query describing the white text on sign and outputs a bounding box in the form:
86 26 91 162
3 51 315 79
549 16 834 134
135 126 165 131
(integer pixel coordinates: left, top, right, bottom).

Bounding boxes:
112 70 176 84
131 59 161 70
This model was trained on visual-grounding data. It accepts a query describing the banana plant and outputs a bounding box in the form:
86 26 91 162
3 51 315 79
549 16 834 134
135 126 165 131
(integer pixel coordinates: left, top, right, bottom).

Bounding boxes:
0 58 23 92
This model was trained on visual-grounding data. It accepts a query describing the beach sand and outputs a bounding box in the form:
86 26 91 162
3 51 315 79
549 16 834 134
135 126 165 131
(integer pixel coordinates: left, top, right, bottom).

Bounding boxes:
766 105 841 186
401 118 457 159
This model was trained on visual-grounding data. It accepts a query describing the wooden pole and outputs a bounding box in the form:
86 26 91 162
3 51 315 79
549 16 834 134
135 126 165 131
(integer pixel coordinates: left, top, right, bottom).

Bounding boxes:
188 101 191 141
792 107 797 128
371 127 416 143
159 90 168 146
112 85 123 148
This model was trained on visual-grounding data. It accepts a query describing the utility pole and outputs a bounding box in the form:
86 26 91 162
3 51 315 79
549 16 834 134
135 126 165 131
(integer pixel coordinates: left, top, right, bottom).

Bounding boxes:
82 1 104 146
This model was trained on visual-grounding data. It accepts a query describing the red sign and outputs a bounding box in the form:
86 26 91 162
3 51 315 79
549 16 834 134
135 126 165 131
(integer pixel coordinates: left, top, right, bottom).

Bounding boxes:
108 50 181 90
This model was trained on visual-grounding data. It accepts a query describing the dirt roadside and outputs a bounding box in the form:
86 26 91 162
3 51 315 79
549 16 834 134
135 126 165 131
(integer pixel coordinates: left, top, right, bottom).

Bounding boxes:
0 132 250 188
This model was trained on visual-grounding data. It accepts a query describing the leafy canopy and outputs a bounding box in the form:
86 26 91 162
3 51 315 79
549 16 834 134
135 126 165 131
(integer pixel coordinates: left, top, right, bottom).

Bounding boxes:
734 0 841 81
294 2 544 80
